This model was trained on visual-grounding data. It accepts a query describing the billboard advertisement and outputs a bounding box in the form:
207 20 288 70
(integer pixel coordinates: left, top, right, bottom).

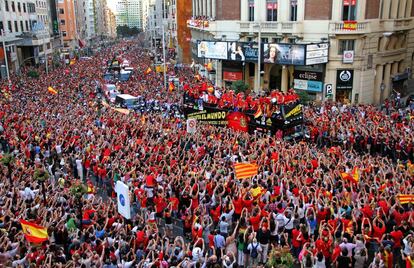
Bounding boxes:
227 42 259 62
263 43 306 65
306 43 329 65
293 70 323 92
197 41 228 60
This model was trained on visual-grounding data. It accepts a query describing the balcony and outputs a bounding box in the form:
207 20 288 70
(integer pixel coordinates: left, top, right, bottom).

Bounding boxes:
186 19 213 31
238 21 303 35
329 21 369 34
379 18 413 32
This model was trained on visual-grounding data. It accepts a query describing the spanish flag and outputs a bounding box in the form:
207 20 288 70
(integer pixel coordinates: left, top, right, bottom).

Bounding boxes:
396 194 414 204
341 167 360 184
254 106 263 119
234 162 258 179
20 219 48 243
144 67 152 75
169 82 175 92
48 87 58 95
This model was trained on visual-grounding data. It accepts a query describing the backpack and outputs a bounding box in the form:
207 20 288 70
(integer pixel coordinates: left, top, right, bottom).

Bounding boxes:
250 243 259 259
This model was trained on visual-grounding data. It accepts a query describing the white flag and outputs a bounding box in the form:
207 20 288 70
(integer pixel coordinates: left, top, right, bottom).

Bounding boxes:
115 181 131 219
186 119 197 134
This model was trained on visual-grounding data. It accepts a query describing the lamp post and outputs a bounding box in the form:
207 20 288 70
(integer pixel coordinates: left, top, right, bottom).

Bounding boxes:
254 23 262 94
1 29 10 80
162 24 167 91
380 82 385 106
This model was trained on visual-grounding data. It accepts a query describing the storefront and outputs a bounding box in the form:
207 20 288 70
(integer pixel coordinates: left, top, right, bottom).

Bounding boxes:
336 69 354 103
222 61 244 88
293 65 324 100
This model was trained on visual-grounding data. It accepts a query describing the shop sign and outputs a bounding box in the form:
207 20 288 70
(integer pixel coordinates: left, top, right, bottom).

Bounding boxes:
223 71 243 81
343 50 354 63
293 70 323 92
336 70 354 90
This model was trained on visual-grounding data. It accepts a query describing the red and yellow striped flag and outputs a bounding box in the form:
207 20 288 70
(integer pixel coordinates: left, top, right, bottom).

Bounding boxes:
234 162 258 179
397 194 414 204
47 86 58 95
341 167 360 184
20 219 48 243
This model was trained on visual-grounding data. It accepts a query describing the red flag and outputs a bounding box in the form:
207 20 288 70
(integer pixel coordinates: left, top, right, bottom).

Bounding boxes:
78 39 85 48
227 112 249 132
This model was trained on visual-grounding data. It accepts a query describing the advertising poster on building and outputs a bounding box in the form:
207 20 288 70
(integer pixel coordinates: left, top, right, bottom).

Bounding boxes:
184 106 229 126
197 41 228 60
227 42 259 62
336 70 354 90
306 43 329 65
293 70 324 92
263 43 306 65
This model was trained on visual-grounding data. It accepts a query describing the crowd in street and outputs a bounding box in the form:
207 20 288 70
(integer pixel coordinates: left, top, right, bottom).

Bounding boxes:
0 40 413 268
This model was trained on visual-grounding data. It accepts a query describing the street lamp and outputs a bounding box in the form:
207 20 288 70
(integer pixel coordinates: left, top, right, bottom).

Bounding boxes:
380 82 385 105
155 25 167 91
253 23 262 93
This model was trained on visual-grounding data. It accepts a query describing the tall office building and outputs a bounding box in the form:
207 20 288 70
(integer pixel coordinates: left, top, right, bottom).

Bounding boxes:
116 0 143 29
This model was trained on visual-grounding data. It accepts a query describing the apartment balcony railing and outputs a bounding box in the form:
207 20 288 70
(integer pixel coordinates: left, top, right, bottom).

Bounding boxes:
329 21 369 34
239 21 303 34
379 18 413 32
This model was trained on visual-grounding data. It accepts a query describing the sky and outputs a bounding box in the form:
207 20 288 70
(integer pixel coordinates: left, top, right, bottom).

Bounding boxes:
107 0 117 13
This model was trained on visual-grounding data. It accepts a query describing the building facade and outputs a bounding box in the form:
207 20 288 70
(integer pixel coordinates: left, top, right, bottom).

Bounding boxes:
188 0 414 104
105 7 117 38
116 0 143 29
57 0 77 48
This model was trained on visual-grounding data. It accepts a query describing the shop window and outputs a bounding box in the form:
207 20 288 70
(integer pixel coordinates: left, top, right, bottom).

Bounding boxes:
338 39 355 55
342 0 357 21
267 0 277 21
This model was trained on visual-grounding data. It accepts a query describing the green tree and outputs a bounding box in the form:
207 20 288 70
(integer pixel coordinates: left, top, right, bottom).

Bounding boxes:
295 89 311 105
231 80 249 94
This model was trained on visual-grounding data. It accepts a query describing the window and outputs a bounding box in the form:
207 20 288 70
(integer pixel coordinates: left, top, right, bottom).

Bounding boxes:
11 1 15 12
338 39 355 54
267 0 277 21
342 0 357 21
8 21 12 32
14 21 18 32
47 43 50 49
290 0 298 21
23 3 26 12
0 22 3 33
248 0 254 21
25 21 28 31
39 45 43 52
60 19 65 25
62 31 67 37
20 21 23 32
59 8 64 14
17 2 20 12
5 0 9 11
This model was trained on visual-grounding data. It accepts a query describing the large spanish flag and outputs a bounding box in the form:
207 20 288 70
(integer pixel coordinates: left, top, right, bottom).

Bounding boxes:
234 162 258 179
20 219 48 243
47 86 58 95
397 194 414 204
341 167 360 184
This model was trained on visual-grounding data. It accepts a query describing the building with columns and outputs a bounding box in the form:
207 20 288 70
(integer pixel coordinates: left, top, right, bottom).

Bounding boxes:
188 0 414 104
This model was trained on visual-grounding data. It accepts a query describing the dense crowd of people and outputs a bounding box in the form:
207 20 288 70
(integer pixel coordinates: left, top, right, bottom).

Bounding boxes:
0 39 413 268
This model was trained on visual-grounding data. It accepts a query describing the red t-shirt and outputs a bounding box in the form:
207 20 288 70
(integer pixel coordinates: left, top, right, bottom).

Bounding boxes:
291 229 302 248
390 230 403 248
249 214 261 231
233 198 243 215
